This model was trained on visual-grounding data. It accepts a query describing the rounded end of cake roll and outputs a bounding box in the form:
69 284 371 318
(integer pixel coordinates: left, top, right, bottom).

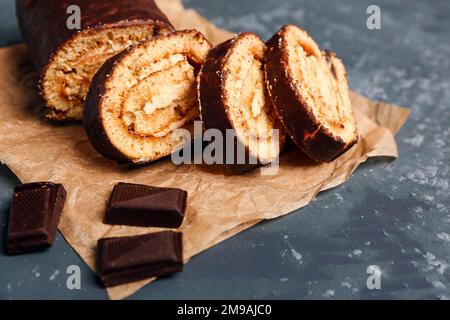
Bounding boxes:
265 24 358 162
199 32 286 173
41 20 174 121
84 30 212 165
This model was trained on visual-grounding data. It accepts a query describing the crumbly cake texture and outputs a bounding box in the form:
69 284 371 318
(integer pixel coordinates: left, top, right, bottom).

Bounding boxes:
84 30 212 164
16 0 173 121
199 33 286 173
265 25 358 162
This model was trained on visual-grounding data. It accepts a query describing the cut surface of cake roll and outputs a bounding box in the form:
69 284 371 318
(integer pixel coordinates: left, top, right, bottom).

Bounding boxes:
16 0 173 121
84 30 212 164
265 25 358 162
199 33 286 173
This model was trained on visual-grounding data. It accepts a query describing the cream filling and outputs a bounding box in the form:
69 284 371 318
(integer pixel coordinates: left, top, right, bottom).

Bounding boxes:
236 58 274 140
223 35 282 162
122 61 197 138
292 46 343 124
285 26 356 143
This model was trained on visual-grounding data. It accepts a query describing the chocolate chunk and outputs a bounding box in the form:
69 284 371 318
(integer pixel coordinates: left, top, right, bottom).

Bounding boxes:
104 183 187 228
7 182 67 255
97 231 183 287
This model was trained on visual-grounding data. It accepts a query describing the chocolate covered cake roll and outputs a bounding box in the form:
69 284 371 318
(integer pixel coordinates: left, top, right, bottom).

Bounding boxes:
84 30 212 164
265 25 358 162
199 33 286 173
16 0 173 121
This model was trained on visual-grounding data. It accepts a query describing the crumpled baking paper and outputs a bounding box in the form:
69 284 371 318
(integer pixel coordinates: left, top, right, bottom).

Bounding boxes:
0 0 410 299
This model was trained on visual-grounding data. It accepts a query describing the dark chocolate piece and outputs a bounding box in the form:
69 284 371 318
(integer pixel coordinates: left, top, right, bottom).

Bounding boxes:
104 183 187 228
16 0 173 120
97 231 183 287
7 182 67 255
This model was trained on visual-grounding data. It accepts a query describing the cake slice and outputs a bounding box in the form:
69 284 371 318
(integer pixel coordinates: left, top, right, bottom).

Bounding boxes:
265 25 358 162
16 0 174 121
84 30 212 164
199 33 286 173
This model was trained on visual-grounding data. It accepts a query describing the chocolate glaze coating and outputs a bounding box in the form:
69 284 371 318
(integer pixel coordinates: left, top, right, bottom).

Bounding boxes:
16 0 173 75
265 25 358 162
199 33 282 174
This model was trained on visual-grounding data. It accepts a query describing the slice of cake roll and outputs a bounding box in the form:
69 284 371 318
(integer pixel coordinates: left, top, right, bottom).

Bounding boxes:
265 25 358 162
199 33 286 173
16 0 173 121
84 30 212 164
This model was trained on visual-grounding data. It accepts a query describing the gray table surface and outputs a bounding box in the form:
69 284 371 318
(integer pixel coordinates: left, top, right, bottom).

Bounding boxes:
0 0 449 300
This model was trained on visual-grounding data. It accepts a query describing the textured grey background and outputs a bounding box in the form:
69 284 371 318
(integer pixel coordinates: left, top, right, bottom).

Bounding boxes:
0 0 449 300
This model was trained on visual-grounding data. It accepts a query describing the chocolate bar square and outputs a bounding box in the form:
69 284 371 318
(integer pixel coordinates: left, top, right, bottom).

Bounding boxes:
104 183 187 228
7 182 67 255
97 231 183 287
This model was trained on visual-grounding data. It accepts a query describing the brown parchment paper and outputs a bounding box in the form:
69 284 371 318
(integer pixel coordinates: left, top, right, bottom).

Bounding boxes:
0 0 410 300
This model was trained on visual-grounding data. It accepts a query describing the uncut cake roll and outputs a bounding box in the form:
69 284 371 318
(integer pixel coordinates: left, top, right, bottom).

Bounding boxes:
84 30 212 165
16 0 173 121
198 33 286 173
265 25 358 162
